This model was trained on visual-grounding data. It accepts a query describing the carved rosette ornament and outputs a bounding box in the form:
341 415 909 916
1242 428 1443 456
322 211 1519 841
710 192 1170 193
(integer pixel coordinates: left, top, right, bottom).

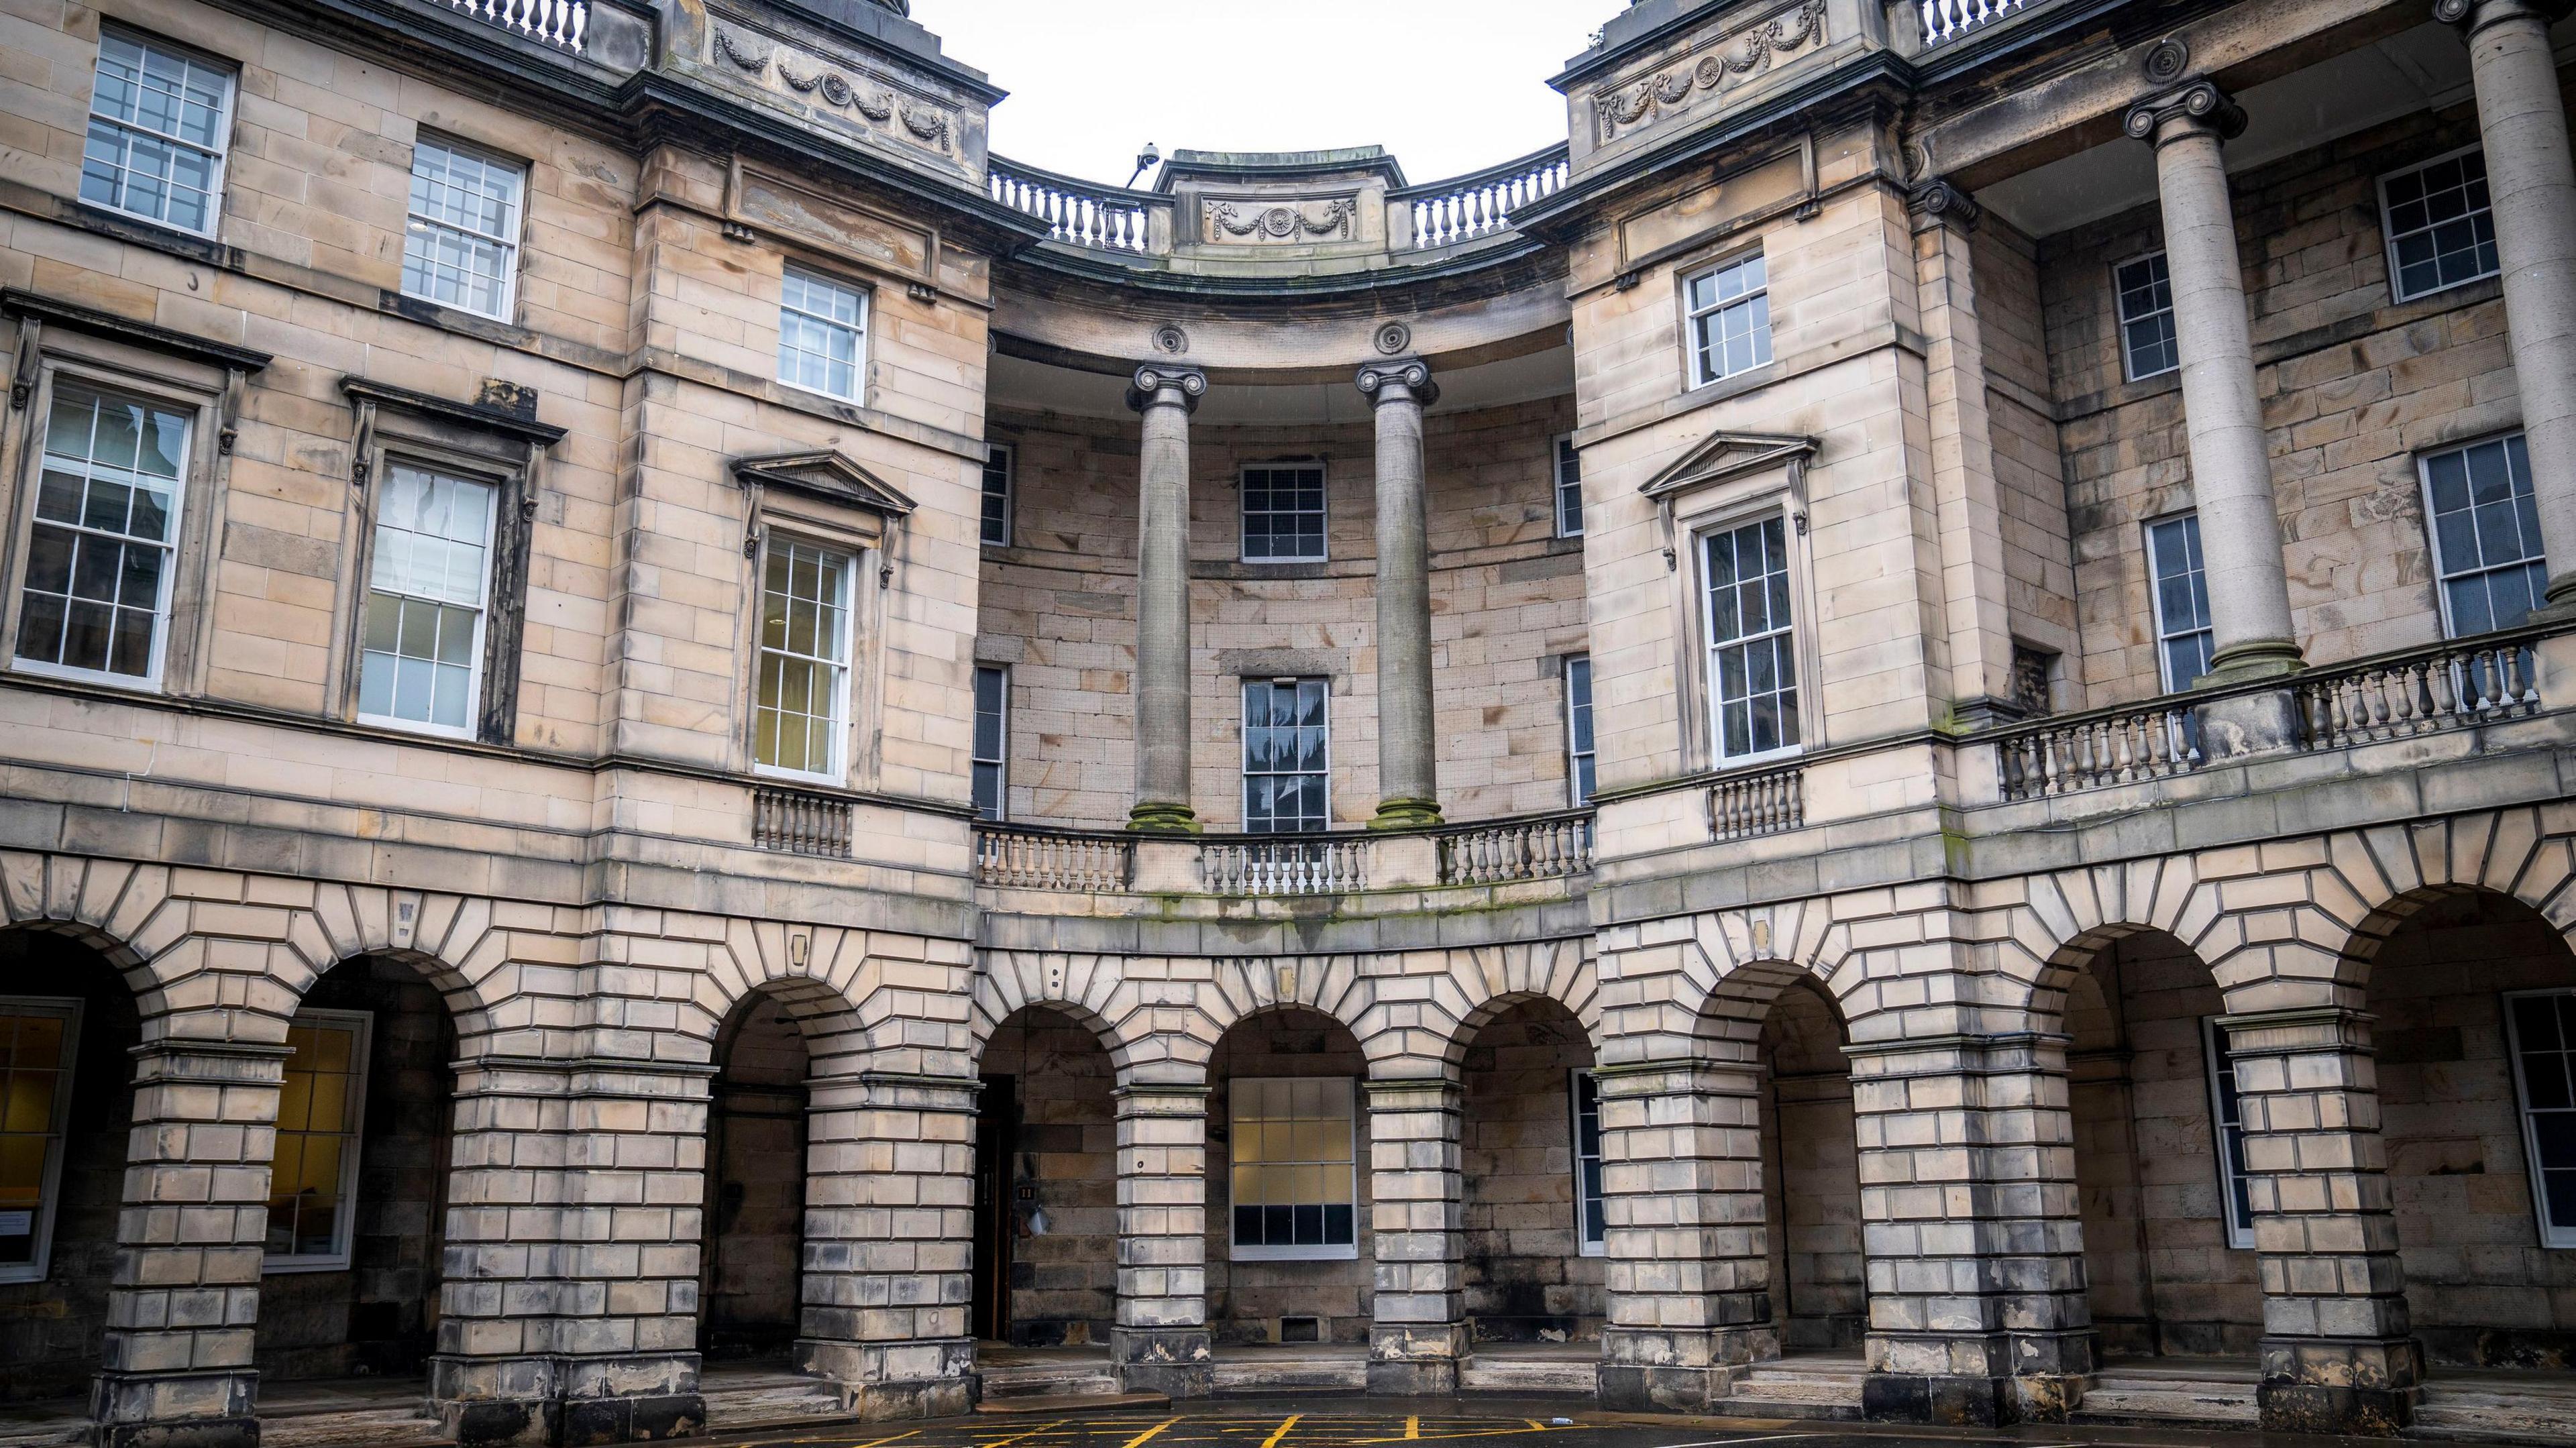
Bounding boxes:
2124 78 2247 146
1355 357 1438 410
1373 321 1411 356
1151 324 1190 356
1595 0 1827 144
1126 364 1208 414
1206 197 1357 243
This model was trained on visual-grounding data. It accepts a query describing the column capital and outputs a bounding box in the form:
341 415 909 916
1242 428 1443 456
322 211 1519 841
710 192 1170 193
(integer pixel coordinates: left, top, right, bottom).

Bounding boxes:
1360 1075 1463 1113
2125 79 2247 147
2434 0 2573 34
1126 364 1207 414
2214 1003 2376 1054
1907 178 1982 233
1355 356 1438 408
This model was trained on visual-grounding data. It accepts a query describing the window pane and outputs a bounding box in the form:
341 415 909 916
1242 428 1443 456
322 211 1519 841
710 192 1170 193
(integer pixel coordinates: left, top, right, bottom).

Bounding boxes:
360 468 492 730
754 539 854 774
17 385 189 683
85 35 231 233
2385 151 2500 300
268 1015 366 1262
1705 516 1796 762
1242 465 1327 561
779 268 867 401
2424 433 2544 634
1242 678 1330 832
2148 514 2216 690
1228 1075 1356 1255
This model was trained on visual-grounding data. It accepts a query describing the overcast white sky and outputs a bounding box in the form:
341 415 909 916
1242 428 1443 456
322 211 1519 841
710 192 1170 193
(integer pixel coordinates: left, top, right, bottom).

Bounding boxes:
912 1 1627 187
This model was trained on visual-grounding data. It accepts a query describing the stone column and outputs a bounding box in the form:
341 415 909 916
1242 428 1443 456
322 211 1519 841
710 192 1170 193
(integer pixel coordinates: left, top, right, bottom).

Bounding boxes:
2216 1006 2419 1435
1126 364 1208 833
1364 1078 1467 1394
1595 1060 1775 1414
797 1072 977 1421
1356 357 1442 830
2440 0 2576 610
2126 82 2304 689
1844 1033 2090 1428
91 1041 284 1448
1112 1083 1212 1397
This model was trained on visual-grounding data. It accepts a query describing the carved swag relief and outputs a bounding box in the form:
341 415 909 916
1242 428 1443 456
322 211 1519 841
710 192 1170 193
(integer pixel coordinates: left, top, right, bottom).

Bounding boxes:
1594 0 1828 145
1202 197 1358 244
711 22 955 156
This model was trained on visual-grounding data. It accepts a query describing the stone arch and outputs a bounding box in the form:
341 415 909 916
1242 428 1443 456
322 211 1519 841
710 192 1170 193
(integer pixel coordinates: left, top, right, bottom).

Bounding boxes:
969 950 1195 1084
1601 899 1849 1065
1201 953 1413 1073
704 922 883 1075
1399 938 1602 1078
2323 810 2576 991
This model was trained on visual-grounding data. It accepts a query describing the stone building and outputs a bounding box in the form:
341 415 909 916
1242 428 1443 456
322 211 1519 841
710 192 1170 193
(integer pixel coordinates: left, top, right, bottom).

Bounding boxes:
3 0 2576 1441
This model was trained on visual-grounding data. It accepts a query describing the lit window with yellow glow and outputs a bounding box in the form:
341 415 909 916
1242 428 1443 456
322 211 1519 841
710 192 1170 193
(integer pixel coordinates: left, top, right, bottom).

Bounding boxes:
0 1000 82 1283
266 1010 370 1271
1228 1076 1356 1261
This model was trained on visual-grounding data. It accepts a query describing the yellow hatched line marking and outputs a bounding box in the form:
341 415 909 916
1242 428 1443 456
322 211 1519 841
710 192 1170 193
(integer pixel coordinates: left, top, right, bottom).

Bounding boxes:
1350 1427 1572 1445
1260 1414 1303 1448
1123 1418 1182 1448
1405 1419 1419 1441
977 1422 1069 1448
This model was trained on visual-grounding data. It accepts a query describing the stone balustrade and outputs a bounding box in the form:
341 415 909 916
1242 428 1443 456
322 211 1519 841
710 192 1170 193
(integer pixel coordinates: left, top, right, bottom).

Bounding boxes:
973 824 1135 891
1437 810 1595 885
971 808 1597 898
1391 145 1570 249
1917 0 2032 47
987 157 1166 254
751 785 853 857
441 0 586 50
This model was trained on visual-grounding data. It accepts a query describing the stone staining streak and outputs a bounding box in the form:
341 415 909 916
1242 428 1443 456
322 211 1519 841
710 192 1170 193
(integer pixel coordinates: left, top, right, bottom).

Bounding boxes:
1595 0 1828 144
1205 197 1358 243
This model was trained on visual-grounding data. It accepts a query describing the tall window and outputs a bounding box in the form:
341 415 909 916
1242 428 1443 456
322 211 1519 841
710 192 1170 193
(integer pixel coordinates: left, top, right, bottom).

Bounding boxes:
1554 433 1584 539
2382 148 2498 303
972 665 1008 821
2114 252 2178 382
401 140 525 320
1702 515 1799 763
1564 655 1596 807
81 32 233 236
2146 512 2215 691
0 1000 83 1284
2422 434 2544 636
778 267 866 402
2506 990 2576 1248
1242 463 1326 563
980 442 1014 548
267 1009 370 1270
1570 1068 1605 1257
2201 1017 2255 1250
359 465 496 736
1242 677 1329 832
15 383 190 687
1229 1076 1356 1260
1685 252 1771 388
753 539 854 779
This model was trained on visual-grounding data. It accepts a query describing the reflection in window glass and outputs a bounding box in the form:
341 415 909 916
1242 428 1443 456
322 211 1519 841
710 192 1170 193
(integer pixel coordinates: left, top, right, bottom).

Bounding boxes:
1242 464 1326 563
402 140 525 319
1229 1076 1356 1258
1685 254 1771 387
754 540 853 777
17 384 189 685
2423 434 2544 636
1242 678 1329 832
1702 516 1799 763
2508 991 2576 1247
2201 1017 2255 1250
2384 150 2499 302
1564 655 1595 808
268 1011 369 1264
0 1000 80 1280
1571 1068 1605 1255
2146 513 2214 692
360 466 494 733
81 33 231 234
778 268 866 402
972 665 1008 821
2115 252 2178 382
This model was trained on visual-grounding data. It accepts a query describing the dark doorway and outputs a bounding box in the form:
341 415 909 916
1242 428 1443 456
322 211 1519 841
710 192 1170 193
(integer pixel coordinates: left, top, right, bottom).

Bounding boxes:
700 993 810 1359
972 1072 1016 1343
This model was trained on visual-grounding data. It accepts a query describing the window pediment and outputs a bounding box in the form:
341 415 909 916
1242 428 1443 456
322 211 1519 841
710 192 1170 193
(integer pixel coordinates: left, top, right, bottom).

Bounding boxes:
733 449 917 519
1639 430 1817 503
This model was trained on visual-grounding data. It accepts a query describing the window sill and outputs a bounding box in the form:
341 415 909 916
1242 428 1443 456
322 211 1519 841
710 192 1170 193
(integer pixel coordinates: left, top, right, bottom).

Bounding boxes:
262 1256 352 1274
755 764 849 790
1230 1244 1360 1263
10 658 164 694
356 711 480 743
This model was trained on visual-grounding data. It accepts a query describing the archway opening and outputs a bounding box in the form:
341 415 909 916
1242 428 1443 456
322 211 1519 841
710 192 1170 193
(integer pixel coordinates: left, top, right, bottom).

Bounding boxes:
1458 998 1601 1347
2058 930 2259 1361
973 1005 1119 1348
1756 977 1863 1355
0 928 142 1410
1209 1006 1373 1348
2366 889 2576 1369
700 992 811 1362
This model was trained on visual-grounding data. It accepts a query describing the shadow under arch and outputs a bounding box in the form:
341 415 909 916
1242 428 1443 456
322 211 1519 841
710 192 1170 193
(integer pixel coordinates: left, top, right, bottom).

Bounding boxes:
1454 993 1603 1347
1208 1001 1374 1347
972 1002 1126 1348
1750 972 1865 1355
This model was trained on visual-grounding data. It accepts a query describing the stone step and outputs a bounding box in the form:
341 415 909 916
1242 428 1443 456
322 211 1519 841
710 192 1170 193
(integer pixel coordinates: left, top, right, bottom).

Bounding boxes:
700 1380 854 1431
1458 1359 1597 1396
2411 1389 2576 1445
979 1368 1126 1400
0 1424 94 1448
1718 1366 1864 1421
2070 1380 2259 1428
977 1392 1170 1416
259 1406 454 1448
1210 1357 1370 1394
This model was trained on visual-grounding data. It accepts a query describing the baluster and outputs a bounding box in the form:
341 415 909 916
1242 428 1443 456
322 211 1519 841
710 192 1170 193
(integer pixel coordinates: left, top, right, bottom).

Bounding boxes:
2511 645 2538 708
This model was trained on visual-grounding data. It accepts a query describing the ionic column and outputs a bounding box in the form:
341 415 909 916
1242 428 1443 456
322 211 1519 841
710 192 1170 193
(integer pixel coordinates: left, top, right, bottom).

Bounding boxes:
1126 364 1208 833
797 1072 978 1421
1356 358 1442 830
1595 1060 1775 1414
2439 0 2576 610
91 1041 284 1448
1844 1033 2090 1427
2127 82 2304 685
2217 1007 2419 1436
1112 1082 1212 1397
1364 1077 1466 1394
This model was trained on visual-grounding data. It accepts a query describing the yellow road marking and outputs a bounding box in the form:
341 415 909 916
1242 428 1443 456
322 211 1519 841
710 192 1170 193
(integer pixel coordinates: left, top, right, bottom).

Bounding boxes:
1350 1427 1572 1445
1122 1418 1181 1448
977 1422 1067 1448
1405 1418 1419 1441
1260 1414 1303 1448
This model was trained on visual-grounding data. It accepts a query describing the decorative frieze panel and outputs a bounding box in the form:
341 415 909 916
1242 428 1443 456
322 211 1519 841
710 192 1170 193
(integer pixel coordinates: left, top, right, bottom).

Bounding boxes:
1200 194 1360 245
708 19 964 166
1593 0 1829 147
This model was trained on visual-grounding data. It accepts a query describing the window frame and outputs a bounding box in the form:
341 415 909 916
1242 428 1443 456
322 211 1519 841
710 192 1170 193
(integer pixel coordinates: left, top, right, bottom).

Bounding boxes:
775 264 870 406
2200 1016 2257 1251
1697 509 1805 769
749 531 859 786
81 27 236 239
1240 676 1332 834
980 441 1014 549
399 135 529 323
2379 144 2501 305
2112 249 2179 384
972 663 1009 822
1569 1067 1605 1258
353 461 502 742
1553 433 1584 540
9 375 197 693
2419 432 2546 639
1682 249 1774 390
263 1007 374 1274
2145 510 2216 693
0 997 85 1286
1226 1074 1359 1264
2502 988 2576 1249
1563 653 1596 809
1239 461 1329 565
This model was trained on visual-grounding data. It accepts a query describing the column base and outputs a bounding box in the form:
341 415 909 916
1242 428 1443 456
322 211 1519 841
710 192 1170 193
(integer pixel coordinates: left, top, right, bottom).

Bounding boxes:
1368 1321 1468 1396
2194 685 2304 759
1126 801 1201 834
1366 797 1443 830
2257 1335 2422 1436
2257 1382 2415 1436
1597 1325 1775 1412
1862 1374 2015 1427
2202 636 2306 685
92 1370 260 1448
557 1394 703 1447
1112 1327 1213 1398
797 1337 976 1421
430 1355 705 1447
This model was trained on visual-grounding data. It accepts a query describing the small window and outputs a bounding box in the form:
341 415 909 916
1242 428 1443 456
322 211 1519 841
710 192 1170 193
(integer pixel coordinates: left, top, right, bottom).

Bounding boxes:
2422 434 2544 636
81 31 233 236
1684 253 1772 388
15 382 191 689
2011 644 2057 718
1554 434 1584 539
1243 677 1329 833
1229 1076 1356 1261
1564 655 1596 807
753 538 855 781
1702 514 1799 764
2114 252 2178 382
1242 463 1327 563
0 999 84 1285
1570 1068 1605 1257
2200 1017 2256 1251
2506 990 2576 1247
358 465 496 736
778 267 867 403
980 442 1014 549
401 140 526 321
972 665 1008 822
2382 148 2499 302
267 1009 372 1271
2145 512 2215 692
